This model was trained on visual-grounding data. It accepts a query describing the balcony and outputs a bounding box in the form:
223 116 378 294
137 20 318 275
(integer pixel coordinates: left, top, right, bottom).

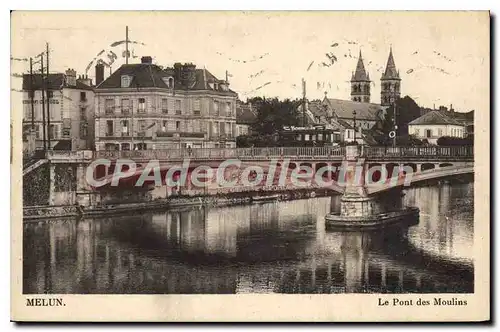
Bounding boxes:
105 109 114 115
179 132 205 138
105 132 114 137
121 132 131 137
156 131 174 138
121 109 131 116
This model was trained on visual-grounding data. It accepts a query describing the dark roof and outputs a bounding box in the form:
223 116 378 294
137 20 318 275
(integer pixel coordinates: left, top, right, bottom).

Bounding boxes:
22 73 94 91
351 51 370 82
381 47 400 80
323 98 385 121
96 63 237 95
236 103 257 124
409 110 464 126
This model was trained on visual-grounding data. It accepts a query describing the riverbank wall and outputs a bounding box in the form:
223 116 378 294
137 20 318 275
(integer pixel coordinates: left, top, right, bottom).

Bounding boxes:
23 188 335 222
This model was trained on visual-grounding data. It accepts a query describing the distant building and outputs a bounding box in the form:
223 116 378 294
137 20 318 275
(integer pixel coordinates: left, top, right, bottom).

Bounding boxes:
321 98 386 130
299 99 384 145
235 102 257 137
22 69 95 152
94 56 238 151
408 110 467 144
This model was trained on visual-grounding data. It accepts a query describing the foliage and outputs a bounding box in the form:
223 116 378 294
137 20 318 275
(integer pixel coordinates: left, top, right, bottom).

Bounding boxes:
236 134 278 147
380 95 422 145
436 136 474 146
247 97 302 135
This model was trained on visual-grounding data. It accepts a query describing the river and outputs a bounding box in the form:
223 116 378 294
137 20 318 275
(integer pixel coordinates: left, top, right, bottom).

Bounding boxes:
23 180 474 294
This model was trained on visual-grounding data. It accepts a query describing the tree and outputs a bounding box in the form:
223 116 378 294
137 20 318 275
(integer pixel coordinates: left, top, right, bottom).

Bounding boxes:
250 97 302 135
380 95 422 145
436 136 474 146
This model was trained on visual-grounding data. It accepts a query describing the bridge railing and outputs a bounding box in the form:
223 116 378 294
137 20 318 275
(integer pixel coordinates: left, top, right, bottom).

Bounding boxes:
45 145 473 161
94 146 346 160
364 146 473 159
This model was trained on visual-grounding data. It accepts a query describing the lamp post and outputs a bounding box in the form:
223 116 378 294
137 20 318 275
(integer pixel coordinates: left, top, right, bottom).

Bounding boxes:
392 100 397 148
352 110 357 142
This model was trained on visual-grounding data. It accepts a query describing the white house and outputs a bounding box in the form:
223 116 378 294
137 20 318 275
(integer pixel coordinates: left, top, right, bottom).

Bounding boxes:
408 110 466 144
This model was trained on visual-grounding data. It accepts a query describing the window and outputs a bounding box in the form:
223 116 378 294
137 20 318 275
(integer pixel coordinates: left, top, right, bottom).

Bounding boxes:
214 101 219 116
47 90 54 99
28 90 34 99
121 99 131 115
414 128 420 136
425 129 432 138
80 107 86 120
49 124 57 139
80 123 88 138
438 128 443 137
121 143 130 151
80 92 86 101
162 120 168 132
121 75 131 88
219 122 225 135
162 76 174 88
162 99 168 114
138 98 146 113
106 120 114 136
193 99 201 115
176 121 181 131
193 120 201 132
105 99 114 114
138 120 146 132
35 125 41 139
175 100 181 115
226 102 232 117
121 120 129 136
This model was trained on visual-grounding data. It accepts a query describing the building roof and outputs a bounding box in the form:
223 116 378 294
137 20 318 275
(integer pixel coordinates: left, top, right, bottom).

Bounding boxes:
381 47 400 80
408 110 464 126
351 51 370 82
323 98 385 121
236 103 257 125
22 73 93 91
96 62 237 95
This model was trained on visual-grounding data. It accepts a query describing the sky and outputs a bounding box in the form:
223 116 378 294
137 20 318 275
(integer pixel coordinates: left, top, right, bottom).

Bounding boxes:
11 11 489 112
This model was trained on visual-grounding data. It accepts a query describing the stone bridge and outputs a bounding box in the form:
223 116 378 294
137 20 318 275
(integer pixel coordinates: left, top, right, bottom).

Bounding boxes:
23 145 473 207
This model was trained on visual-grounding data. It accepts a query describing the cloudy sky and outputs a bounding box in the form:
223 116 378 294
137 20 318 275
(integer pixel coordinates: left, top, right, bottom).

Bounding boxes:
11 11 489 112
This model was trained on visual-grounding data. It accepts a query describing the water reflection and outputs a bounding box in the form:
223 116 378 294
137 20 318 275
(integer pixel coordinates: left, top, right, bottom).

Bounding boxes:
23 181 474 294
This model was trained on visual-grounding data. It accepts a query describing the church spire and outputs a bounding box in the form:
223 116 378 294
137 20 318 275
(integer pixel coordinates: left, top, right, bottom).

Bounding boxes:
350 49 371 103
351 50 369 81
382 46 400 79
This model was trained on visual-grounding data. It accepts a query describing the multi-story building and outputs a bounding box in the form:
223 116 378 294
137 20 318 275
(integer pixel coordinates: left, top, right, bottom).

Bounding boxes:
94 56 238 151
408 110 467 144
22 69 95 152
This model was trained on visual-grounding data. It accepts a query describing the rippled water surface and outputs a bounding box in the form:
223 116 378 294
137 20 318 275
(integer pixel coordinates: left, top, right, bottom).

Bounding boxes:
24 181 474 294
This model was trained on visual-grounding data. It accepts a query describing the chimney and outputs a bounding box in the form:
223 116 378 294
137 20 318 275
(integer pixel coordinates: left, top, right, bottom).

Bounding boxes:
77 74 92 87
95 63 104 86
141 56 152 64
65 68 77 87
181 63 197 88
174 62 182 81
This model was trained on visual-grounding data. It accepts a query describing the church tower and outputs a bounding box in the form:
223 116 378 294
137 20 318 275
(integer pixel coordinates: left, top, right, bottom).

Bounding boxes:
380 47 401 106
350 50 371 103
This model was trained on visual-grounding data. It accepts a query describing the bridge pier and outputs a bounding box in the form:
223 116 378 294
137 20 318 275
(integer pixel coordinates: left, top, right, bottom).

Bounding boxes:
325 144 419 230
